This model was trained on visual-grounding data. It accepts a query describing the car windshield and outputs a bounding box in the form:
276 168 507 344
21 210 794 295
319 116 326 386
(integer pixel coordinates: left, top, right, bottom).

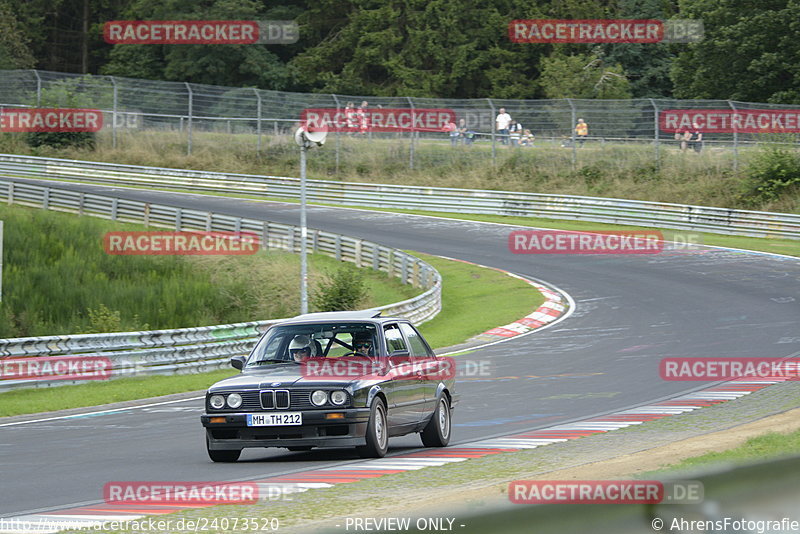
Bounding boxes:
245 322 379 367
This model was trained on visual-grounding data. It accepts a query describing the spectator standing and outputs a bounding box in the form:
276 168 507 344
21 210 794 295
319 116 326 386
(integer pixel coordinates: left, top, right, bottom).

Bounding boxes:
345 102 357 134
457 118 474 145
357 100 369 135
574 118 588 147
689 125 703 153
445 120 459 146
496 107 511 145
508 119 523 147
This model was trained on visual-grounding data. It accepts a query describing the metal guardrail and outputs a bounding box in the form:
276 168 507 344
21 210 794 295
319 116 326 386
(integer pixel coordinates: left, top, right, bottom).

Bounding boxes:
1 154 798 239
0 179 441 391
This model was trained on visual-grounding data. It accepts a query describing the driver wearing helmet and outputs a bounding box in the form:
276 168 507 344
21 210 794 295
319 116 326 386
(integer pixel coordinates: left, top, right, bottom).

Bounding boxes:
288 334 316 361
352 334 374 357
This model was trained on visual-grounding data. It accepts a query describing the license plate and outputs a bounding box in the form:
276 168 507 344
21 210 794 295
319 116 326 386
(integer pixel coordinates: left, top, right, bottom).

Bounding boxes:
247 412 302 426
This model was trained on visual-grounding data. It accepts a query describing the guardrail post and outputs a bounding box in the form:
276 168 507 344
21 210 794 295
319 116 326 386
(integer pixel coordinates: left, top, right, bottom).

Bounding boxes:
253 88 262 154
144 203 150 227
7 182 13 205
401 256 409 284
407 97 416 170
205 212 212 231
43 188 50 210
312 229 319 252
78 192 85 215
335 235 342 261
262 222 269 251
185 82 193 156
288 227 295 252
566 98 577 169
412 261 420 287
729 100 739 171
372 244 380 271
355 239 363 267
649 98 660 170
234 217 241 233
175 207 182 230
110 76 118 149
487 98 497 166
111 198 118 221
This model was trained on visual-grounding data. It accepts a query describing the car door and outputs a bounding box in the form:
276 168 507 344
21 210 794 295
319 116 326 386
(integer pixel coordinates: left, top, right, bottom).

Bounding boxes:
383 323 426 432
399 322 439 417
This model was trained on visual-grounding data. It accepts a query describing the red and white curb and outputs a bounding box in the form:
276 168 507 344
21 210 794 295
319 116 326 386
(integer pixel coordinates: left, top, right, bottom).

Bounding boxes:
2 379 788 533
478 276 566 340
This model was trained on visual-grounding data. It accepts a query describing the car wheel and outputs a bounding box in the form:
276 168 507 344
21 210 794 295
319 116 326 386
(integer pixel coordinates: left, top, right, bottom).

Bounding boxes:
357 398 388 458
206 435 241 463
421 395 451 447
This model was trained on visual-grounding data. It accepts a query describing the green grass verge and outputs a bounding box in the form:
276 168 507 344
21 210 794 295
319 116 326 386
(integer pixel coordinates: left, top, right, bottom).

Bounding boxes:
0 370 236 418
641 428 800 477
0 254 543 417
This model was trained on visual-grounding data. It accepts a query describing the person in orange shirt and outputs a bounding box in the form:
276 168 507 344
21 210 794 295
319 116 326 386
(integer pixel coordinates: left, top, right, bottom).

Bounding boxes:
574 118 588 147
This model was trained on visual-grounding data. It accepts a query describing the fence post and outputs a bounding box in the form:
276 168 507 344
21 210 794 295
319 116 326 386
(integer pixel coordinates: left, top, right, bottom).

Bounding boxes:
332 94 341 175
185 82 193 156
487 98 496 166
110 76 118 149
566 98 577 169
649 98 660 170
33 70 42 106
407 96 416 170
253 88 262 154
728 100 739 171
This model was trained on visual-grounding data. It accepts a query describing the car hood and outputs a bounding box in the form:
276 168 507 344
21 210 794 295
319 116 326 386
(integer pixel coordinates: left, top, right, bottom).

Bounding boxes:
207 363 384 391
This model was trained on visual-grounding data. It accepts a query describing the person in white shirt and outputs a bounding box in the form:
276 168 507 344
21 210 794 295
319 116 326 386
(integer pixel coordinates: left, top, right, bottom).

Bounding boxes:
496 108 511 145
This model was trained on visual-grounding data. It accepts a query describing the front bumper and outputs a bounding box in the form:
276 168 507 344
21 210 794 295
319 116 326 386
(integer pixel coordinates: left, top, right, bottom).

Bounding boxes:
202 408 371 450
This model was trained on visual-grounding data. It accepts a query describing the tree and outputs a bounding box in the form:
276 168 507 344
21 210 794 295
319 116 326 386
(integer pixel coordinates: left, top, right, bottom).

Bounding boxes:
0 1 36 69
100 0 295 90
671 0 800 103
538 51 632 99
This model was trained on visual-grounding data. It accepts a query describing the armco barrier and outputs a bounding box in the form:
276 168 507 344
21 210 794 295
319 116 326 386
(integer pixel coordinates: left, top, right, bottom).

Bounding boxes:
0 179 441 391
1 154 798 239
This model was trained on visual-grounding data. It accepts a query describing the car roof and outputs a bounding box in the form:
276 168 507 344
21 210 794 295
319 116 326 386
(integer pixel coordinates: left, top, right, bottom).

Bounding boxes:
280 310 408 326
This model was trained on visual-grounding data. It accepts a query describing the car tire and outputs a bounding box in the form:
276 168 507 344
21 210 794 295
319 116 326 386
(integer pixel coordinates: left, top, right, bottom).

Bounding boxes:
421 395 451 447
206 436 241 463
357 398 388 458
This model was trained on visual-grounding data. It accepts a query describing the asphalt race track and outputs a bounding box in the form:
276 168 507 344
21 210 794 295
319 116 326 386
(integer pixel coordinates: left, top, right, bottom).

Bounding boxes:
2 179 799 518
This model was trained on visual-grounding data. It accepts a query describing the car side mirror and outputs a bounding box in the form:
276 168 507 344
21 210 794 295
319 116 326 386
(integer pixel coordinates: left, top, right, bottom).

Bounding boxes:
230 355 246 370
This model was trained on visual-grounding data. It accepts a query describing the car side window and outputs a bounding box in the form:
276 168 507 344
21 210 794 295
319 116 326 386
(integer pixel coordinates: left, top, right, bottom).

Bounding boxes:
399 323 432 358
384 324 407 353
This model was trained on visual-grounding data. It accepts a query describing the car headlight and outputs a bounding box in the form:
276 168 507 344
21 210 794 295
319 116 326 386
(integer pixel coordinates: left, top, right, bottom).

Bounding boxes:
226 393 243 409
330 390 347 406
311 390 328 406
209 394 225 409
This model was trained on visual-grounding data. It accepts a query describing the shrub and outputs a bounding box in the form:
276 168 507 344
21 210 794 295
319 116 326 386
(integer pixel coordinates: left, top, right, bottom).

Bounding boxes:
313 264 368 312
740 147 800 206
26 131 95 150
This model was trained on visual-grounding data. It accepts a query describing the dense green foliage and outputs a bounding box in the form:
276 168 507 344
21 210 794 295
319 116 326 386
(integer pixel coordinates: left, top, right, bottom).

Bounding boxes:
313 265 369 312
5 0 800 102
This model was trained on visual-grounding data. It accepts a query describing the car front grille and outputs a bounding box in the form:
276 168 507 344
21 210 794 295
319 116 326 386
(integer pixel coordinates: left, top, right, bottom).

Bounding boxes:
216 389 349 412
